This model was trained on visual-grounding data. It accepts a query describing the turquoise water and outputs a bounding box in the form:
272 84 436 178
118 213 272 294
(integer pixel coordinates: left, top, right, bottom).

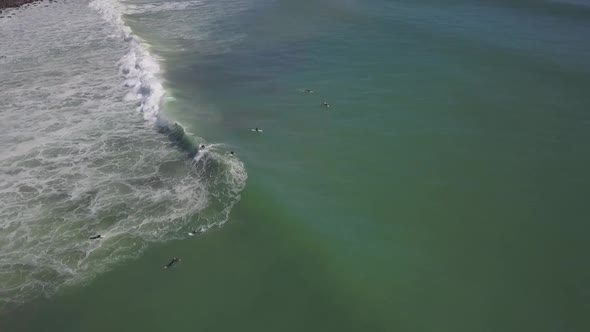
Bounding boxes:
2 0 590 331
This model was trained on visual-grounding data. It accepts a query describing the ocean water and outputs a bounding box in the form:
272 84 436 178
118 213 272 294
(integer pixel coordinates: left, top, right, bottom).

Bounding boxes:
1 0 590 331
0 0 245 310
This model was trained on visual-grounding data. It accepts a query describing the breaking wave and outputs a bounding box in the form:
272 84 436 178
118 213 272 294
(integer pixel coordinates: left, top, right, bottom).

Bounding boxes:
0 0 246 312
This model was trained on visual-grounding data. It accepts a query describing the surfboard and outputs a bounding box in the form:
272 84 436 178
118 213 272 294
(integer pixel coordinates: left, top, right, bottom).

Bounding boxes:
188 229 205 236
251 129 263 132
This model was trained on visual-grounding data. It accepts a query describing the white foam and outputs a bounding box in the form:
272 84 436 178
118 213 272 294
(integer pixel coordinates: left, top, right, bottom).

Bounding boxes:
90 0 166 125
0 0 247 311
124 0 206 15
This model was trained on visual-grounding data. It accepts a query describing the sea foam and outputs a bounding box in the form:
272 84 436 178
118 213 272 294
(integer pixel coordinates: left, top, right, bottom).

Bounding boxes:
0 0 246 312
90 0 166 125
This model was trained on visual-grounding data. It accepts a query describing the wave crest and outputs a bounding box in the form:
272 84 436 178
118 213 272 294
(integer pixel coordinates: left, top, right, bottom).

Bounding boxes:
90 0 165 125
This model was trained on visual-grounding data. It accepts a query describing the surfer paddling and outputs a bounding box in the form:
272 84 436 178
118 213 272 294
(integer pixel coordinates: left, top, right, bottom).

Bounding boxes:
164 257 181 269
89 235 102 240
322 102 330 108
252 127 263 133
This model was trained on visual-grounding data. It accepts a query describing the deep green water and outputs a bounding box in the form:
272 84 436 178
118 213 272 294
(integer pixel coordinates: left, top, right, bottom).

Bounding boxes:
2 0 590 331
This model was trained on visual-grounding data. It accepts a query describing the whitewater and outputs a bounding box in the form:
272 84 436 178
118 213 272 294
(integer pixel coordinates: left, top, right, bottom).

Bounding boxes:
0 0 246 311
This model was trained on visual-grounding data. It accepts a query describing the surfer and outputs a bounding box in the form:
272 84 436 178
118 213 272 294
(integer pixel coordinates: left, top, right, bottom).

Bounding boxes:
189 227 205 236
200 144 206 149
323 102 330 108
164 257 181 269
230 151 235 156
89 235 102 240
253 127 262 132
305 89 314 93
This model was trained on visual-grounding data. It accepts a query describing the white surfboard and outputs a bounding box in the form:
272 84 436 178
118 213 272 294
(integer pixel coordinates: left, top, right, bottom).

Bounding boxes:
251 129 263 132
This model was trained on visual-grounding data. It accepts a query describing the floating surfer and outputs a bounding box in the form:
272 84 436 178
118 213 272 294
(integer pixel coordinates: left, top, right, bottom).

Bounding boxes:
305 89 314 93
251 127 263 133
164 257 181 269
89 235 102 240
322 102 330 108
230 151 235 156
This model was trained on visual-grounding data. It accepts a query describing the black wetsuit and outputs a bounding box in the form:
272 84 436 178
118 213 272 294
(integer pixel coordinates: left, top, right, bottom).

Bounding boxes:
164 258 180 269
190 228 204 235
89 235 102 240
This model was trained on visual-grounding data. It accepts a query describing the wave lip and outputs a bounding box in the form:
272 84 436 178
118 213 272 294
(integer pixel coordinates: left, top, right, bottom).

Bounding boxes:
90 0 167 126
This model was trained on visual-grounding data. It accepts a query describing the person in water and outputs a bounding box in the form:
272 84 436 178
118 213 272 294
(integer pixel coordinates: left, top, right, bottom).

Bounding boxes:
200 144 206 149
89 235 102 240
164 257 181 269
230 151 235 156
323 102 330 108
305 89 314 93
189 228 205 236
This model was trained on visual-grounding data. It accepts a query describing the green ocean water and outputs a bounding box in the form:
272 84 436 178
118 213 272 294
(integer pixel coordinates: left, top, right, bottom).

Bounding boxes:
2 0 590 331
